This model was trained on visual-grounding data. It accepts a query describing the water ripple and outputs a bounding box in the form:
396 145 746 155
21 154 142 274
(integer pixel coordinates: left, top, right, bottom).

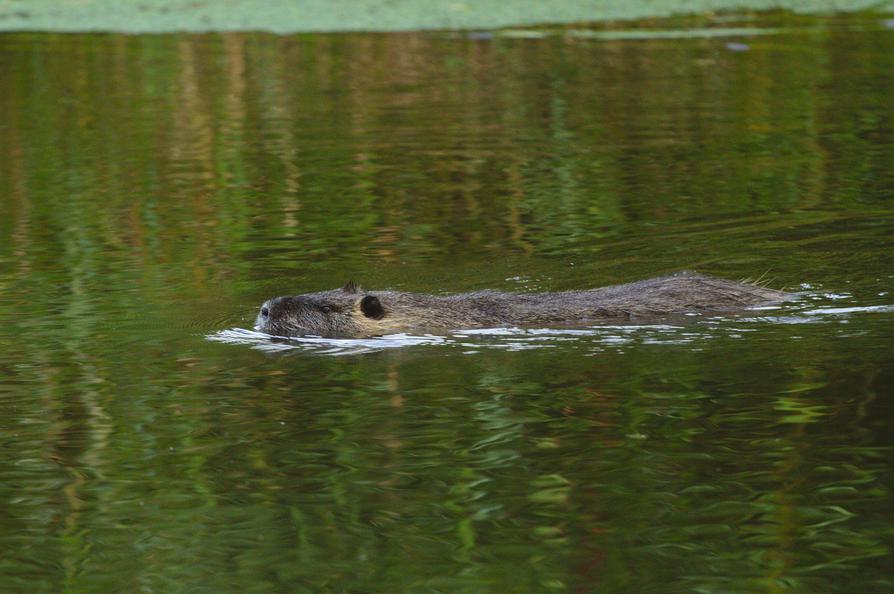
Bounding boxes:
209 298 894 355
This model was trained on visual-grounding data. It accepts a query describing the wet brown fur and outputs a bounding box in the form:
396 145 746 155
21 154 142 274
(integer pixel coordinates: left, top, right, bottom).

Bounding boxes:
255 272 791 338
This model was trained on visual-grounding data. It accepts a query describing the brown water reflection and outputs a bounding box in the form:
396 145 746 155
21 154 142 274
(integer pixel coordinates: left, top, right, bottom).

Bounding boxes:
2 25 892 282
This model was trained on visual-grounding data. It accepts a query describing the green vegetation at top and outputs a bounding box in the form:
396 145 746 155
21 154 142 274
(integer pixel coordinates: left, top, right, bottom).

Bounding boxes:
0 0 891 33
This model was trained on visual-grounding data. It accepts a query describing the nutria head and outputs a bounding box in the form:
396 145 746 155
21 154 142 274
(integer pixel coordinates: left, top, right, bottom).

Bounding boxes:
255 281 385 338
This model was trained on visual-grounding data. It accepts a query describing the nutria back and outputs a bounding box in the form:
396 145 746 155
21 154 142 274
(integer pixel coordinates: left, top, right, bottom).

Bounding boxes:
255 273 791 338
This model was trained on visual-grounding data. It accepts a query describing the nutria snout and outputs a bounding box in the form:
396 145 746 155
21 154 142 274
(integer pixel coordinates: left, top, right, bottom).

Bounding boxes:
255 273 791 338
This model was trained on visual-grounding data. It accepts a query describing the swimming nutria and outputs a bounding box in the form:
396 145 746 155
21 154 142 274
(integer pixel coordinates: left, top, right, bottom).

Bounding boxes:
254 272 790 338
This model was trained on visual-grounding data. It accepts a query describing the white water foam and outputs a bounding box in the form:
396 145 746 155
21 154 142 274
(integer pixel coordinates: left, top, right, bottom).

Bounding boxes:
208 297 893 355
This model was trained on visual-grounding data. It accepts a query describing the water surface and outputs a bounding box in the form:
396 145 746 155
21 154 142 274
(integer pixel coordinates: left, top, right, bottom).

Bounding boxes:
1 15 893 592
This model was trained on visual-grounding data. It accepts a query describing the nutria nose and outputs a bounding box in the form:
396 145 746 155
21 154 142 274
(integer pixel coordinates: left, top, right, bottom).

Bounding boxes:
260 296 291 317
260 297 280 319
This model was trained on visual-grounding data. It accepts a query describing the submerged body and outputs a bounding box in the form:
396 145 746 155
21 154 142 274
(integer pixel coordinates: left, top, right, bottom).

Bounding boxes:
255 273 791 338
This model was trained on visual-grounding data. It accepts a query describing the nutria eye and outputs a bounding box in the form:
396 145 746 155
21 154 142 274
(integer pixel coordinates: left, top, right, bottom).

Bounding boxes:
261 307 269 317
321 305 332 313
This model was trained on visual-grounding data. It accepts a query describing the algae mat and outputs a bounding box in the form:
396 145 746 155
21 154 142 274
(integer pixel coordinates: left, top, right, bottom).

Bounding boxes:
0 0 891 32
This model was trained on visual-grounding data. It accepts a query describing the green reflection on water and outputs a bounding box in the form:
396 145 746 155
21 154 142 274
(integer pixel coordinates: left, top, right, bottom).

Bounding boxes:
0 15 893 593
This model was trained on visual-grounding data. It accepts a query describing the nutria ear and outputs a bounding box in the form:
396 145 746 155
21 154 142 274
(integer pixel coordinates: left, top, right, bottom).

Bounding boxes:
360 295 385 320
343 280 359 294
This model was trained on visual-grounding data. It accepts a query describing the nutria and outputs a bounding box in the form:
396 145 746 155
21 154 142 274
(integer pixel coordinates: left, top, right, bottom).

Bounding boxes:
254 272 790 338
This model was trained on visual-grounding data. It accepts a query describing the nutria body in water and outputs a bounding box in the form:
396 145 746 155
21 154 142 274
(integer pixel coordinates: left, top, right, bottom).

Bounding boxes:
254 273 790 338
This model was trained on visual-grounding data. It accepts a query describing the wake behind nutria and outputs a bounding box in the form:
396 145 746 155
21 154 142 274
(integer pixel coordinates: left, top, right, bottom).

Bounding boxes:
254 272 790 338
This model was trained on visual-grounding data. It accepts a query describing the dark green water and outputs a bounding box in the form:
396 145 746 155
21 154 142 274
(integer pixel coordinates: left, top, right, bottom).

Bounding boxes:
1 15 893 593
